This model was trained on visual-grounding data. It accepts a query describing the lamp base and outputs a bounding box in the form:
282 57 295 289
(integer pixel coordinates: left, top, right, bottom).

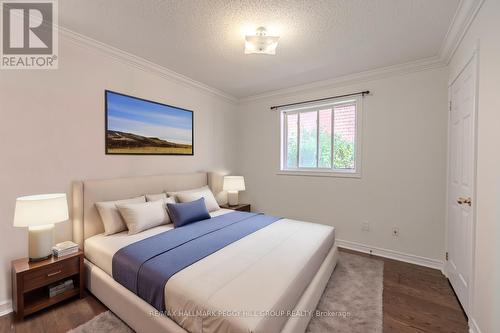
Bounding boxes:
227 191 239 206
28 224 54 262
29 254 52 262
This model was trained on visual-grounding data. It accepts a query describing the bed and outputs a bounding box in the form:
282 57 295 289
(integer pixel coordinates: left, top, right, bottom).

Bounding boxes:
72 172 338 333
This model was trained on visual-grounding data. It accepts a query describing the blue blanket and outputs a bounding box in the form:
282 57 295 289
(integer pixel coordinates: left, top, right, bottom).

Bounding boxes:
112 211 281 311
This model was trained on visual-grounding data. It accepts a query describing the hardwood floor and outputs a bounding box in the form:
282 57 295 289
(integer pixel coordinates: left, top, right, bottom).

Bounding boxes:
0 249 468 333
382 258 468 332
341 249 468 333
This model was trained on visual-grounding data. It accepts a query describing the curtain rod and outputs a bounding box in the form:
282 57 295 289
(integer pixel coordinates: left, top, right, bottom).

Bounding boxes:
270 90 370 110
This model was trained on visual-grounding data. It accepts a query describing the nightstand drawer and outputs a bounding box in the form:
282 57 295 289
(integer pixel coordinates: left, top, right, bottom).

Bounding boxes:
23 257 79 292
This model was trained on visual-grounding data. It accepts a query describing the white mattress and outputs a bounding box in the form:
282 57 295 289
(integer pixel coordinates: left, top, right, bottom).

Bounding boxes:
85 209 335 333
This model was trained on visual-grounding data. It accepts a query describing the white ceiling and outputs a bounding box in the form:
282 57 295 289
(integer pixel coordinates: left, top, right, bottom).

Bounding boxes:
60 0 460 99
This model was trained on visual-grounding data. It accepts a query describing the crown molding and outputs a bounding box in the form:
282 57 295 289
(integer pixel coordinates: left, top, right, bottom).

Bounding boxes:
239 56 446 103
58 27 238 103
439 0 485 64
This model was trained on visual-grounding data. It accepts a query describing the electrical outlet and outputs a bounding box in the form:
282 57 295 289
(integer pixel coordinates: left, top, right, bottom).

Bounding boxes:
392 227 400 237
362 221 370 232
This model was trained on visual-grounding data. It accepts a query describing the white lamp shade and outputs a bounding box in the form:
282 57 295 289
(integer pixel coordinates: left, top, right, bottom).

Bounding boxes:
223 176 246 192
13 193 69 227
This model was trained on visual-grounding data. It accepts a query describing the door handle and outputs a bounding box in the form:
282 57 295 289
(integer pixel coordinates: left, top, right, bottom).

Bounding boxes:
457 197 472 206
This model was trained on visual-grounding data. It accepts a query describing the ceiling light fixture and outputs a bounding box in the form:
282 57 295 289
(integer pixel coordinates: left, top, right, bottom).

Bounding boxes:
244 27 279 55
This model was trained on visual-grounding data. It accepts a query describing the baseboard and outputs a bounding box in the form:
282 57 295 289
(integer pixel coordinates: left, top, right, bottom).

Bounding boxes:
469 318 481 333
336 239 444 270
0 300 12 317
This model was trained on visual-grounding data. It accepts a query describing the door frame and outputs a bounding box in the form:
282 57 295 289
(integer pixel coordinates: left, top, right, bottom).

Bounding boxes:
444 43 479 317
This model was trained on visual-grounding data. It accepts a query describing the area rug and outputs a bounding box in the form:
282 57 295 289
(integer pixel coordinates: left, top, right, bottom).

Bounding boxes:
68 252 383 333
67 310 134 333
306 252 383 333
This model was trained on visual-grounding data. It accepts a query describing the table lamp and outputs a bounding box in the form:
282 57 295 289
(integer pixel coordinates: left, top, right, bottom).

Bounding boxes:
13 193 69 262
223 176 246 206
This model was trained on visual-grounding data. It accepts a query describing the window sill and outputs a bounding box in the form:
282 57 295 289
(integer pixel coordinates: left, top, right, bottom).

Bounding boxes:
276 170 361 178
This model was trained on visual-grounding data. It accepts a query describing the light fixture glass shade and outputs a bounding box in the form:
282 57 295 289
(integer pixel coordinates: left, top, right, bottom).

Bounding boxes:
223 176 246 192
245 27 279 55
13 193 69 227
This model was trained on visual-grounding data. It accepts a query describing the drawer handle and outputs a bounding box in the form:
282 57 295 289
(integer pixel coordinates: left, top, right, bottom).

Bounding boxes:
47 270 62 277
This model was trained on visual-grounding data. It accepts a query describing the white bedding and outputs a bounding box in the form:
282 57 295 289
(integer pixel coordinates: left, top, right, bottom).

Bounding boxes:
85 208 232 275
84 209 335 333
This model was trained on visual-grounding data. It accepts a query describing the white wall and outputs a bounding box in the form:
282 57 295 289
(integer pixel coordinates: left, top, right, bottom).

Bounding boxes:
237 67 449 263
0 36 237 307
449 1 500 332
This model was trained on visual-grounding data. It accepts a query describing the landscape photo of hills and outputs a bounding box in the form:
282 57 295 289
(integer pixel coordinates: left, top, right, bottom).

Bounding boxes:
105 91 193 155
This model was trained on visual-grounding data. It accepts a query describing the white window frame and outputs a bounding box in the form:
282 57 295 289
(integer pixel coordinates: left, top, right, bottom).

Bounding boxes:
278 95 363 178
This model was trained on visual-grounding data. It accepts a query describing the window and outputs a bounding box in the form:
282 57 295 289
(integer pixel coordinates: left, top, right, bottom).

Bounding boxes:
280 96 362 177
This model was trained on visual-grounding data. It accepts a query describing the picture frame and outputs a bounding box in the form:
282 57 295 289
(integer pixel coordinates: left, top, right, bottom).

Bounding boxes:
105 90 194 155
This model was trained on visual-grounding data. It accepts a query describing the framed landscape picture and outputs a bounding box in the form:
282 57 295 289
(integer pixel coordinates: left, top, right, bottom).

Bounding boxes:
105 90 193 155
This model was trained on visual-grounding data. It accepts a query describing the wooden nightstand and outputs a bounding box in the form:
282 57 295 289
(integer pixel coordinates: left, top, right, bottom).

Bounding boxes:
11 250 84 319
220 203 251 212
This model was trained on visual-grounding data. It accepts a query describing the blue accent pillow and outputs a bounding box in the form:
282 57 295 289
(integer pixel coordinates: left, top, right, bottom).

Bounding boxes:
167 197 211 227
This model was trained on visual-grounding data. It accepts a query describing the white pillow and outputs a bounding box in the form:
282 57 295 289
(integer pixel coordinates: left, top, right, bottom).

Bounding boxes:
95 196 146 235
168 186 220 212
117 200 171 235
145 192 167 202
158 196 176 213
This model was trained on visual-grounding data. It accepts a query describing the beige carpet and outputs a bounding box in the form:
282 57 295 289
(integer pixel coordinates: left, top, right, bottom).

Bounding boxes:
67 310 134 333
69 252 383 333
306 252 383 333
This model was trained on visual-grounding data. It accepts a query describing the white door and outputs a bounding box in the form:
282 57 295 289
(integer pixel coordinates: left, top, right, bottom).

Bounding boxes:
447 53 477 315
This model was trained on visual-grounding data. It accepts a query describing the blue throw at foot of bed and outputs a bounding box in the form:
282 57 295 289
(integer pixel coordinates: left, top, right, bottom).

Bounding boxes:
112 211 281 311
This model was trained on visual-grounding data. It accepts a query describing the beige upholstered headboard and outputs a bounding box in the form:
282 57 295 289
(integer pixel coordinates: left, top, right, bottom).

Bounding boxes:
72 172 213 247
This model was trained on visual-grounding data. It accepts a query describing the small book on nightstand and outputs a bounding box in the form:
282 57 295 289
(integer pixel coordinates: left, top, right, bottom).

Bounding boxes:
48 279 74 297
52 241 79 257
